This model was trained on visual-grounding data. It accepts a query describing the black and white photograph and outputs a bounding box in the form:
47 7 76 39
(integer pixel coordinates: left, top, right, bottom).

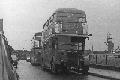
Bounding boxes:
0 0 120 80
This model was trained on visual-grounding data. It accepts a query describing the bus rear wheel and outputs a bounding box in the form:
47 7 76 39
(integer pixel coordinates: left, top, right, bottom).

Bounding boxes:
51 62 58 74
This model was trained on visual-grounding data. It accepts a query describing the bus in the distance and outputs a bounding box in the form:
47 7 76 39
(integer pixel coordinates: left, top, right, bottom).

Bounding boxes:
30 32 42 66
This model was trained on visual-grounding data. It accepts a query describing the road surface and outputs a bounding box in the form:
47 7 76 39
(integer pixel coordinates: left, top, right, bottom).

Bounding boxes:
16 60 120 80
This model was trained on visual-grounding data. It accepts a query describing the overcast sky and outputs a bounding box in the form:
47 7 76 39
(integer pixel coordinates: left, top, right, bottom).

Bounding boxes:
0 0 120 51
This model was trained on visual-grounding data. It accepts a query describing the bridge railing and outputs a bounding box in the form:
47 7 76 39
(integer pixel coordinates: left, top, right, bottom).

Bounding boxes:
0 33 17 80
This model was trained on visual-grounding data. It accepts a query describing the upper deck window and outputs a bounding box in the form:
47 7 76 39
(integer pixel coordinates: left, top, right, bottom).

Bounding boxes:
54 11 86 23
49 15 54 23
46 20 49 26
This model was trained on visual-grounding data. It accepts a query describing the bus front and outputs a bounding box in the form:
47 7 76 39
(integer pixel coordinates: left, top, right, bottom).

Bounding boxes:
53 8 89 73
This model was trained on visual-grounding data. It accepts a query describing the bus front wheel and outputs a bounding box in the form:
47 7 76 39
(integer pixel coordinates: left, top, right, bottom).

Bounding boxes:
81 66 89 74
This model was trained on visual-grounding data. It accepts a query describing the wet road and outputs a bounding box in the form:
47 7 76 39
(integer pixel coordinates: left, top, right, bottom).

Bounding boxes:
16 60 120 80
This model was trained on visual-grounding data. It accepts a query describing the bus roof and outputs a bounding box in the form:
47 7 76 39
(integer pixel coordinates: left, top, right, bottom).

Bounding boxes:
55 8 85 14
43 8 85 29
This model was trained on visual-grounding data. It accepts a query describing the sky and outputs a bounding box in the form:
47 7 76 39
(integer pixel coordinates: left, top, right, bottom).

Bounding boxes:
0 0 120 51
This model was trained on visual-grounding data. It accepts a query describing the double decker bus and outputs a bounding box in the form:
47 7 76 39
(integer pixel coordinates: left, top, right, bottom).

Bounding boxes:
42 8 90 73
30 32 42 65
